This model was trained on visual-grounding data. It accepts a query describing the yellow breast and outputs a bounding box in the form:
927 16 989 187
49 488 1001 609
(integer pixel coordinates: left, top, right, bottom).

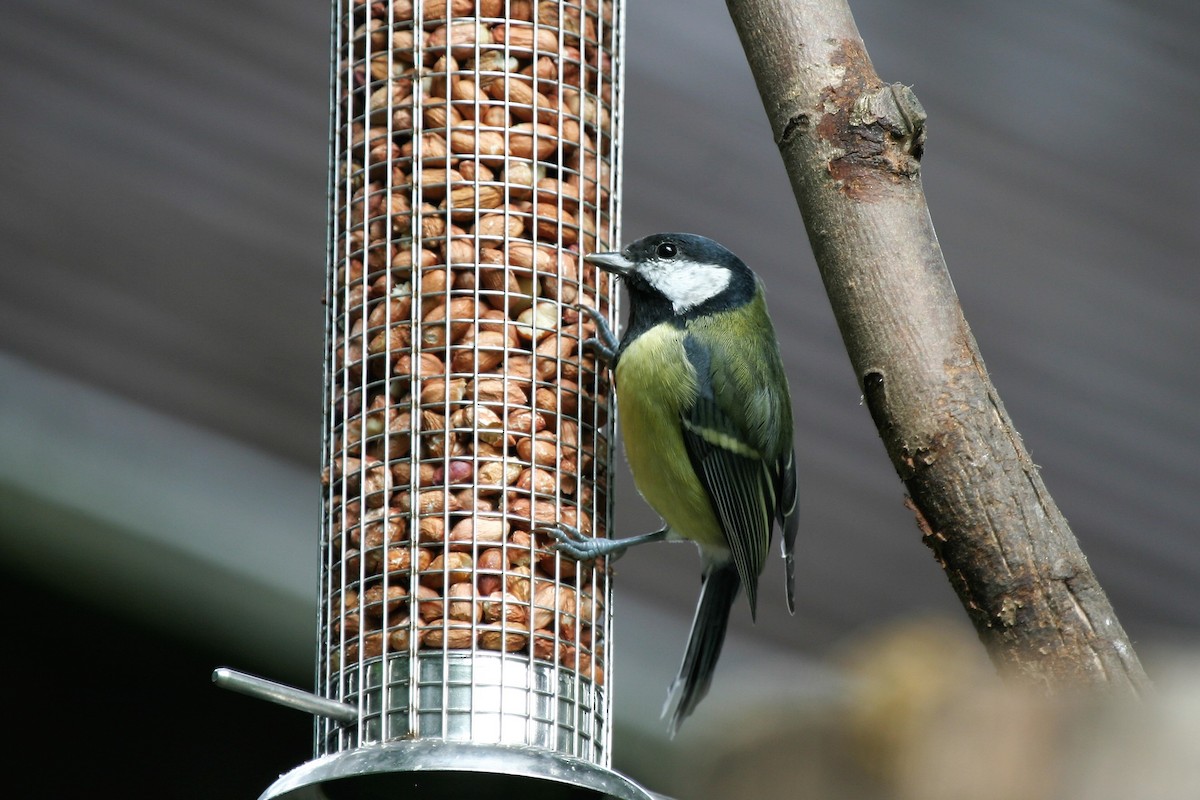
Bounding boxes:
615 325 725 549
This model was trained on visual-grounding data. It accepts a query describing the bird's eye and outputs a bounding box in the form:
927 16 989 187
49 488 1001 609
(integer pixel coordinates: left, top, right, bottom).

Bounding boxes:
656 241 678 259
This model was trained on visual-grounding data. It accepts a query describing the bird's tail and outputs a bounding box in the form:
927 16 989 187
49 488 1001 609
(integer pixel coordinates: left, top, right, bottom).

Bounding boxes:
663 562 741 737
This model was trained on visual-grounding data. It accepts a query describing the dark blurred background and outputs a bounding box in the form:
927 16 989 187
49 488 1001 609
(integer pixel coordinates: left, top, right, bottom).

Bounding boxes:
2 0 1198 796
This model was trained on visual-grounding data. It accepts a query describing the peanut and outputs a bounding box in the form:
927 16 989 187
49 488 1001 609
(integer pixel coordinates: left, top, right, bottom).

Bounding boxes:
387 621 412 651
516 435 558 466
491 23 560 53
446 581 482 622
363 582 408 618
417 515 445 544
418 377 467 406
397 488 461 515
448 125 507 163
476 459 522 490
531 583 577 631
479 621 529 651
422 619 475 649
422 551 474 589
473 377 530 406
450 329 507 372
482 591 529 625
427 21 490 59
507 123 560 160
414 584 443 621
446 514 509 549
514 300 559 343
454 487 497 513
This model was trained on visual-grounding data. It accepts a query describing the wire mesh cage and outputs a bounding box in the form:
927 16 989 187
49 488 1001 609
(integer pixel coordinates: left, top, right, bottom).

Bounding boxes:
310 0 654 794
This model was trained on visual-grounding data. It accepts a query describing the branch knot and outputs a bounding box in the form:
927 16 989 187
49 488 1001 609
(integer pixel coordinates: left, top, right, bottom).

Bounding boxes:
817 40 927 199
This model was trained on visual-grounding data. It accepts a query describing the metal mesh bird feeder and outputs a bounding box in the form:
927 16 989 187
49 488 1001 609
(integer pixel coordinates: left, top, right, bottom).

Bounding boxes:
215 1 661 797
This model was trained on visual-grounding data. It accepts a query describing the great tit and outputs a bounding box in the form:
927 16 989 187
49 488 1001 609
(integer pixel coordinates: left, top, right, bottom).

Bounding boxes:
542 232 799 736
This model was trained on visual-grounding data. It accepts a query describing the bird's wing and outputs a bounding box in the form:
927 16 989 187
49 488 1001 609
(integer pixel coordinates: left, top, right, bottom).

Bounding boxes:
679 335 780 617
680 397 776 617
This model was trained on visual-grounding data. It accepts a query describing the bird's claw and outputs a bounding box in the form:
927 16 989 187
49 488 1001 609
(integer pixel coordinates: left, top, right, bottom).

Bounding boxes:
573 303 619 363
581 336 615 364
573 303 605 324
535 522 622 563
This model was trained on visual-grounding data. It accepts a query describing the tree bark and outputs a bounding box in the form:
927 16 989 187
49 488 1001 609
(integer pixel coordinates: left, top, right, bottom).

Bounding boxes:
726 0 1149 692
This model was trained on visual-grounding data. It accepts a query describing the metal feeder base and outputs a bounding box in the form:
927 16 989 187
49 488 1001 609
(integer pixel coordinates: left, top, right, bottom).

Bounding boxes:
260 740 666 800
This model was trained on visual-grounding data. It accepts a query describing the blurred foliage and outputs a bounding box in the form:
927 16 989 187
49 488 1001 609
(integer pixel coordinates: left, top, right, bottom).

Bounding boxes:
659 616 1200 800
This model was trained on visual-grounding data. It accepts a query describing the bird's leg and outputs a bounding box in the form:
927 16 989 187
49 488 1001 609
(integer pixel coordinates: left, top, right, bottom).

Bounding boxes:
575 303 619 367
537 522 669 562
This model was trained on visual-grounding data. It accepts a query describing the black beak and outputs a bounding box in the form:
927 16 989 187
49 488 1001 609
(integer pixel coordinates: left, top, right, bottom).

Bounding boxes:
583 250 635 277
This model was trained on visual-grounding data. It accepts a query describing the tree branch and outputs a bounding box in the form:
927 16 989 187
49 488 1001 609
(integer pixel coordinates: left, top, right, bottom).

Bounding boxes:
726 0 1150 692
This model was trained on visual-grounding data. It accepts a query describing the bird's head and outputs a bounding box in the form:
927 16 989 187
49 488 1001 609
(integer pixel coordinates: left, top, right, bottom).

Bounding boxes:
584 232 758 319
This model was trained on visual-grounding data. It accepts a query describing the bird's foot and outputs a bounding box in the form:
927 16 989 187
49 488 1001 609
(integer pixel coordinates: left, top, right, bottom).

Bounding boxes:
581 336 617 367
575 304 619 366
535 522 627 563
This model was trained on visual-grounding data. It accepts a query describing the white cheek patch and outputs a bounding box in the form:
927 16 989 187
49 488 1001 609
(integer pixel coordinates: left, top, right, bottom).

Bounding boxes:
641 260 732 314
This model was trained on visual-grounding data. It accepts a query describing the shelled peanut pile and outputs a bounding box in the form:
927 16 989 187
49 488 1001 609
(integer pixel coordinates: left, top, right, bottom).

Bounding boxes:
321 0 619 687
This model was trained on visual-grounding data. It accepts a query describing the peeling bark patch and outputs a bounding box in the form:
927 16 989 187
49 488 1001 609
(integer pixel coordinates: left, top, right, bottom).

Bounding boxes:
818 40 927 200
906 495 948 557
911 432 948 468
905 495 936 538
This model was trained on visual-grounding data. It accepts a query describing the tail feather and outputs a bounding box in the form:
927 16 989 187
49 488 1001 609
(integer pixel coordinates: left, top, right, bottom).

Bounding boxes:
662 563 741 737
